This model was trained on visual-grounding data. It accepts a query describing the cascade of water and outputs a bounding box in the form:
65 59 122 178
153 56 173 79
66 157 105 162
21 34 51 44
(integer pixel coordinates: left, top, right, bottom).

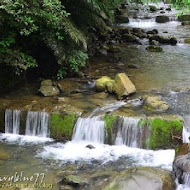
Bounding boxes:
182 172 190 186
5 109 21 134
72 116 105 143
25 111 50 137
5 109 13 133
182 116 190 143
115 117 141 148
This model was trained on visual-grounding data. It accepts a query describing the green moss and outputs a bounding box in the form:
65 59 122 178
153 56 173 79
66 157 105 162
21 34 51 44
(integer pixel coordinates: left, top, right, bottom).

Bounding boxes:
104 114 116 144
147 118 182 149
50 113 77 141
184 39 190 44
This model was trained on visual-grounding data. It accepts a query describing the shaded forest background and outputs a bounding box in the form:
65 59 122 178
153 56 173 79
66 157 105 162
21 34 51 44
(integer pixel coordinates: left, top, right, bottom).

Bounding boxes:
0 0 189 91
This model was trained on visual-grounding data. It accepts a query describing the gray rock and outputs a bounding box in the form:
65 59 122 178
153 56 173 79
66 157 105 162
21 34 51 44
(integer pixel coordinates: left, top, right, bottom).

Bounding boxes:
102 167 175 190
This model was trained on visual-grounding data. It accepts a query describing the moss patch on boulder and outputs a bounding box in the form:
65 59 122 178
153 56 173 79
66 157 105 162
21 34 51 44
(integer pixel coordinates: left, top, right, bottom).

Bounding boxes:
141 116 183 149
50 113 77 141
104 114 117 144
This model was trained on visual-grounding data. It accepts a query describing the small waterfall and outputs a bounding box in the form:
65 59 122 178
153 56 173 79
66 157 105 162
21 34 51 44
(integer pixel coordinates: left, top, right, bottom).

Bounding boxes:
25 111 50 137
182 116 190 143
115 117 141 148
72 116 105 143
182 172 190 186
5 109 21 134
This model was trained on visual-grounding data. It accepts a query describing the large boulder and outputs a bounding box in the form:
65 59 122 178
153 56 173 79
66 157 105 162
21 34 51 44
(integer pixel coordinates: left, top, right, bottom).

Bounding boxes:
39 79 60 97
95 76 115 93
143 95 169 112
114 73 136 100
156 15 169 23
102 167 175 190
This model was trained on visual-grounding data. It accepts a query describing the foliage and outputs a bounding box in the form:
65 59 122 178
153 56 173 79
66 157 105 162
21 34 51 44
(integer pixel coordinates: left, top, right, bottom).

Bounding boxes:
0 0 125 84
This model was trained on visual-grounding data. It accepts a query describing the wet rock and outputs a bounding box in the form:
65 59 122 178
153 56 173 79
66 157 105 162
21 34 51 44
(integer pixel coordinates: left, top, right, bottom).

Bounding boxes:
170 37 177 45
86 144 95 149
182 21 190 25
95 76 115 93
184 39 190 44
143 95 169 112
173 144 190 185
107 45 122 53
166 7 172 11
128 64 140 69
150 40 159 46
149 5 158 12
178 15 190 21
61 175 88 187
114 73 136 100
116 15 129 23
156 15 169 23
160 11 165 14
122 33 138 42
146 45 163 52
147 29 158 35
102 167 175 190
41 79 53 86
39 80 60 97
149 35 174 44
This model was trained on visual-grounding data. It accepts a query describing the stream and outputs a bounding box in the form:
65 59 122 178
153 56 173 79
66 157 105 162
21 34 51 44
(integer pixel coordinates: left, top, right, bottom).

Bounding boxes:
1 2 190 190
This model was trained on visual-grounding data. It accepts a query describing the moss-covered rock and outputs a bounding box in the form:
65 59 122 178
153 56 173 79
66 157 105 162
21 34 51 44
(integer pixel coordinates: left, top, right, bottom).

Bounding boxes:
95 76 115 93
140 116 182 149
116 15 129 23
143 95 169 112
122 33 137 42
102 167 175 190
182 21 190 25
50 113 77 141
146 45 163 52
178 15 190 21
184 39 190 44
149 5 158 12
156 15 169 23
149 35 176 45
104 114 117 144
39 79 60 97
